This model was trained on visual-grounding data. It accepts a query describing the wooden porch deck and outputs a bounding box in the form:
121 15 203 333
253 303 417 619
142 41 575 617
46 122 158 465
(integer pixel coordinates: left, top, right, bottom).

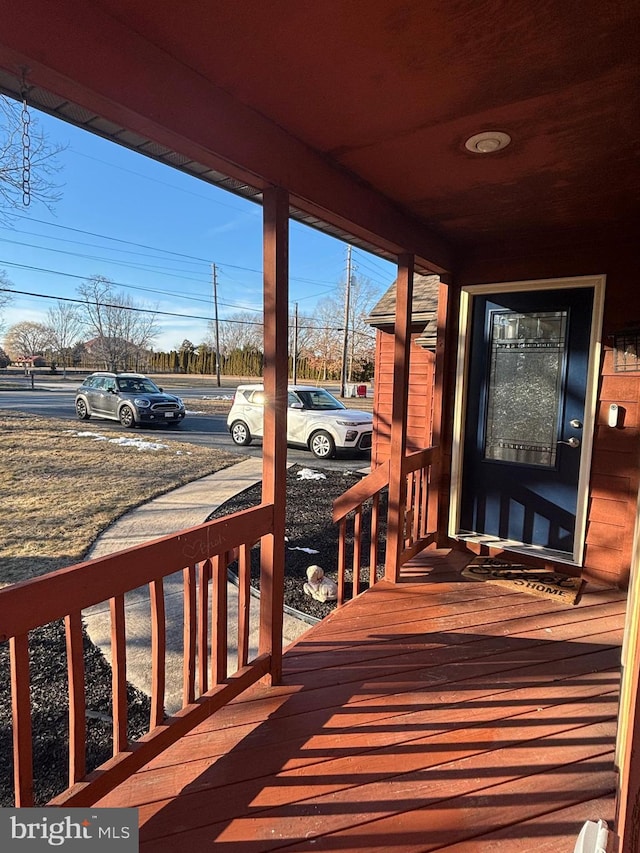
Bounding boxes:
98 549 626 851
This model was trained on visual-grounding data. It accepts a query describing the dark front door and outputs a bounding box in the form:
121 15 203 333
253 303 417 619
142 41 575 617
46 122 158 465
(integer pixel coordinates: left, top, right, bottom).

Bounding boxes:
459 287 593 557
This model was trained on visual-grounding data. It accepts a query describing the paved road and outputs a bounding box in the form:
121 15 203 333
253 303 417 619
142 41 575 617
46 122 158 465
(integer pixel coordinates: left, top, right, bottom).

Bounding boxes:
0 387 371 472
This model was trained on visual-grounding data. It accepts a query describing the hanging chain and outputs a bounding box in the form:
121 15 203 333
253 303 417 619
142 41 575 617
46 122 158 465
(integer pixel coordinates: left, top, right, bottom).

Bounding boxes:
20 74 32 207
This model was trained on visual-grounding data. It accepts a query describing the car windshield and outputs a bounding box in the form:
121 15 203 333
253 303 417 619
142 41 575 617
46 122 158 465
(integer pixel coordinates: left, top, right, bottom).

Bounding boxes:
295 389 345 411
116 377 160 394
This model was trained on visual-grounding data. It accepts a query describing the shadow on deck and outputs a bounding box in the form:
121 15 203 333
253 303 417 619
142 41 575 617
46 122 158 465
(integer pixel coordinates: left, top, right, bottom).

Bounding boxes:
98 548 626 852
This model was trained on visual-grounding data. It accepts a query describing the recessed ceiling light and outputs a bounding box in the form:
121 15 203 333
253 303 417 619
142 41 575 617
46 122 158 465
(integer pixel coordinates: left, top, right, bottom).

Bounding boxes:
465 131 511 154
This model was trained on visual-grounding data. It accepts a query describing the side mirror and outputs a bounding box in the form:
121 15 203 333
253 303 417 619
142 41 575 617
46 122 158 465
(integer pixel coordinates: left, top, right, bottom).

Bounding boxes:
289 401 304 410
158 387 163 392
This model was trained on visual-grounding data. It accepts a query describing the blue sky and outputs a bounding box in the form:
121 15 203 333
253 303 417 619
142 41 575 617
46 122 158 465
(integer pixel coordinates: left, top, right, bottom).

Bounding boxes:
1 105 396 352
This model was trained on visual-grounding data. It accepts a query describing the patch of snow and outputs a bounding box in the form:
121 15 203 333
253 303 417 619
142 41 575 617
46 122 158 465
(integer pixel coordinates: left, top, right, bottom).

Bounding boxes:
109 437 169 451
297 468 327 480
288 546 320 554
70 430 170 451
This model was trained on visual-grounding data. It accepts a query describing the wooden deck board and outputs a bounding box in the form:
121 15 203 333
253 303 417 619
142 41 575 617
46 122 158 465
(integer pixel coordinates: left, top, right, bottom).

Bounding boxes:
98 551 625 851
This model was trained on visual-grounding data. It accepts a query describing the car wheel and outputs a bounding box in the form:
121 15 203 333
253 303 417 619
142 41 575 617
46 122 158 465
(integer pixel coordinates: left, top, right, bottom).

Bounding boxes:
75 398 90 420
119 405 136 428
310 430 335 459
230 420 252 446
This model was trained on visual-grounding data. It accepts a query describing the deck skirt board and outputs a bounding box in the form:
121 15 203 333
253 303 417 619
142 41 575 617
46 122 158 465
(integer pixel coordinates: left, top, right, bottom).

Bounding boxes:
97 555 624 852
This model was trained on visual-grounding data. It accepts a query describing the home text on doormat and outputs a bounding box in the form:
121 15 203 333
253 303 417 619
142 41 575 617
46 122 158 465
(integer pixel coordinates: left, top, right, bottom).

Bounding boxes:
462 557 583 605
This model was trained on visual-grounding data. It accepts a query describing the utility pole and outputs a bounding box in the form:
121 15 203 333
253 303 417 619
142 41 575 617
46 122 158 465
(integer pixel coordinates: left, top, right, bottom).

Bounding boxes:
211 263 221 387
340 245 352 397
292 301 299 384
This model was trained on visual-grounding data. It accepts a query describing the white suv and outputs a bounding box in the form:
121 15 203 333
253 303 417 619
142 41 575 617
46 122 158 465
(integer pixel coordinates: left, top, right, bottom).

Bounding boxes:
227 384 373 458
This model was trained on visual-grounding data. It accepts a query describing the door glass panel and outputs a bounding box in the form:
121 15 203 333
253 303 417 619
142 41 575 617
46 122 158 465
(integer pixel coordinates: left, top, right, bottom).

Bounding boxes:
484 310 568 467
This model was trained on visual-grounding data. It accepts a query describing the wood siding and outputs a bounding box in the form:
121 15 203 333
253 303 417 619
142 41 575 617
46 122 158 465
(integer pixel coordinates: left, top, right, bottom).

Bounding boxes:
584 348 640 587
372 328 435 467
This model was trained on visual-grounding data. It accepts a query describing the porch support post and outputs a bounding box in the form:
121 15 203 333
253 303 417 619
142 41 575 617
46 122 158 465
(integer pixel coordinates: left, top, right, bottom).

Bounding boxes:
384 253 414 583
259 185 289 685
615 513 640 851
430 279 449 544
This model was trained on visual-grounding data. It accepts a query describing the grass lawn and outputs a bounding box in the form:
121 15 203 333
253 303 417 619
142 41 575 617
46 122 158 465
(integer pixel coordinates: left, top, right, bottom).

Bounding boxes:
0 409 241 586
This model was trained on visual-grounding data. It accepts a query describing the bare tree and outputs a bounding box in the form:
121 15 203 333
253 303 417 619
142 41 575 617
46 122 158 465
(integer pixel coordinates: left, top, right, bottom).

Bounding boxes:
307 298 343 380
346 275 379 378
210 311 263 356
0 94 65 225
306 274 379 382
4 320 53 364
46 301 83 376
0 269 14 336
78 275 159 371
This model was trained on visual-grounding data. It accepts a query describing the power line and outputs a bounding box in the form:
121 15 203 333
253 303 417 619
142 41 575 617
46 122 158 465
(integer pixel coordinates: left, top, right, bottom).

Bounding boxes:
0 285 259 326
0 258 266 314
69 147 257 214
1 285 376 339
6 213 344 288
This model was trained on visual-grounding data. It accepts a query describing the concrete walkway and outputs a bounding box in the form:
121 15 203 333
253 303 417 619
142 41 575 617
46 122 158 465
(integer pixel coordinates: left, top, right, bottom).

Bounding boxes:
83 457 312 714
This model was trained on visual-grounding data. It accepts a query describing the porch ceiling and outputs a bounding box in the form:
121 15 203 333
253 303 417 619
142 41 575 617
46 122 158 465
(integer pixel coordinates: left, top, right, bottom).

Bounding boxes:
0 1 638 267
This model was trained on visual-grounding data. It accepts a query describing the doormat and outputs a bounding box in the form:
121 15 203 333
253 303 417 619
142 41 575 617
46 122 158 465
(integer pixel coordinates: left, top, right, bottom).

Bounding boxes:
462 557 583 605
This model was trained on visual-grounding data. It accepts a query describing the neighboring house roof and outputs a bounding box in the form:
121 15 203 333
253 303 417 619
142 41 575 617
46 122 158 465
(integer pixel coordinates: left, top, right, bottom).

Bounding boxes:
366 274 440 349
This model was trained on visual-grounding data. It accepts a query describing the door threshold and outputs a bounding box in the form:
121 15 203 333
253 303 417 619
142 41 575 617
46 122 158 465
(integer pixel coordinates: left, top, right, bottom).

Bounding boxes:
456 532 580 567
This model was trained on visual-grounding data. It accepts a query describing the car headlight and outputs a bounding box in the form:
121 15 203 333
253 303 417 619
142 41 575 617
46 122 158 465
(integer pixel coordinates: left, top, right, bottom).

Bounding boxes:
175 397 184 407
134 398 151 407
335 420 356 426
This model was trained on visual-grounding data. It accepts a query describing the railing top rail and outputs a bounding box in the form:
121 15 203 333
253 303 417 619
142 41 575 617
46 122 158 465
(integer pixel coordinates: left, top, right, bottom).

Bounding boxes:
332 447 437 523
401 446 436 475
0 503 273 640
332 461 389 523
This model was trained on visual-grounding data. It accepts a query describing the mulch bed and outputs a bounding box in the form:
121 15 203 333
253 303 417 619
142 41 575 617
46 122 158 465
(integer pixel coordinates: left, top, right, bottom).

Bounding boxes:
0 622 151 807
207 464 387 621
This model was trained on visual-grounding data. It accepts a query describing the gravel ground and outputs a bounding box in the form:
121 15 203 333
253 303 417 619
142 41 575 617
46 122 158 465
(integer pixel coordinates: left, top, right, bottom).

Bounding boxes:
0 462 385 805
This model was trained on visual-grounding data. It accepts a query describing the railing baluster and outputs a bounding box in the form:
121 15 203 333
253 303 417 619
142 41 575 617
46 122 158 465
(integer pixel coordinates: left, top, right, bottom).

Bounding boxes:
237 544 252 668
197 560 210 697
10 633 33 807
404 471 416 548
420 465 429 538
149 578 166 727
352 507 362 597
412 469 421 544
337 518 347 606
369 492 380 588
183 565 197 706
212 553 228 684
65 611 86 785
109 595 128 754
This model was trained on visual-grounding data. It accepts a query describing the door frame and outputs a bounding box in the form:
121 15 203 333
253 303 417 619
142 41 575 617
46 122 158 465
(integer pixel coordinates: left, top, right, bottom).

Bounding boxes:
449 274 606 566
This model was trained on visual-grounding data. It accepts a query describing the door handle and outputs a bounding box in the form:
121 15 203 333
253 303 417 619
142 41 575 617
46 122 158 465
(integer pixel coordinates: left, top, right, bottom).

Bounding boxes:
558 437 581 448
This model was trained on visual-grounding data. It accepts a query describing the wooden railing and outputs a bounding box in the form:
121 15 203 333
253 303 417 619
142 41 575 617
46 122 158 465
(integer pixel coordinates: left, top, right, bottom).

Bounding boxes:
332 447 437 605
0 504 273 808
399 447 438 563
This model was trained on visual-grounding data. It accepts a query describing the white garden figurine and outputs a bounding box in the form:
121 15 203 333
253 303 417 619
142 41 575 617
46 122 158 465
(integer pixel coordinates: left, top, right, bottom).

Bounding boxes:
303 565 338 602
